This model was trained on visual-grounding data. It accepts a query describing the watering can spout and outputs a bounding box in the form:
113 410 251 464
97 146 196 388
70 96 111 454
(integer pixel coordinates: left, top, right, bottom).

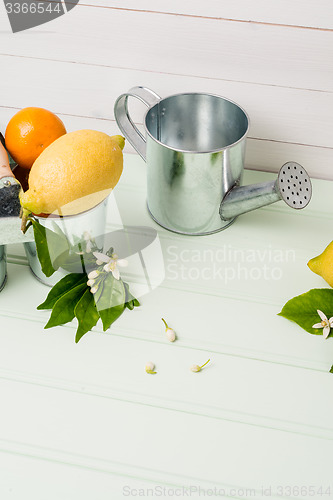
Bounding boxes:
219 162 312 221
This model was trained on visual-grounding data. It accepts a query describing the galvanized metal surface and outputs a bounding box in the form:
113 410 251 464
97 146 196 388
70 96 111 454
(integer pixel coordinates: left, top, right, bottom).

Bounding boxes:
115 87 248 234
220 162 312 220
115 87 312 236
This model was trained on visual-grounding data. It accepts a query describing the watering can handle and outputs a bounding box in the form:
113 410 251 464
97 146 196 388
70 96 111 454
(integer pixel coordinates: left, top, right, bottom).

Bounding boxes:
114 86 161 161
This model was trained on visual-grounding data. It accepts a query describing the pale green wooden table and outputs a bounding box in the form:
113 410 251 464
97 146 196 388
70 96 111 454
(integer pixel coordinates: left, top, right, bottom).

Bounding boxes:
0 154 332 499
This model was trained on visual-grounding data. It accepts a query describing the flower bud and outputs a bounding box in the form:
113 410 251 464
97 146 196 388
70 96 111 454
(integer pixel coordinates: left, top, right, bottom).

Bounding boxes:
166 328 176 342
162 318 177 342
88 270 99 280
87 279 95 287
104 263 112 273
90 286 98 294
145 362 156 374
190 359 210 373
190 364 201 373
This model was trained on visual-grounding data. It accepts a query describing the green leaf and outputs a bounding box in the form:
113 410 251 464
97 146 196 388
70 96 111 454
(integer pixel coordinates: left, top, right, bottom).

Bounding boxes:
278 288 333 336
49 221 67 239
44 282 87 329
31 218 69 277
99 303 125 331
57 252 94 274
96 274 126 331
97 273 126 312
330 366 333 374
123 281 140 310
37 273 87 310
74 289 100 343
125 300 134 310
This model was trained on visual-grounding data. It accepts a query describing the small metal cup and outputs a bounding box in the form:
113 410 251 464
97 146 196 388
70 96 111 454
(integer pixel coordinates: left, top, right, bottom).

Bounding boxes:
115 87 249 235
24 198 108 286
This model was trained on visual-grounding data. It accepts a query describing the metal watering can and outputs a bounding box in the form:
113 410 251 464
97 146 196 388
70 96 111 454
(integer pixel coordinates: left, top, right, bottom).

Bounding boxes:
115 86 312 236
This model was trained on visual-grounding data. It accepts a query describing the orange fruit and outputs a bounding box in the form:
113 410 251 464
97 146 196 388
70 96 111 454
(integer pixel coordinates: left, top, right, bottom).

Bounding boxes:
5 107 66 170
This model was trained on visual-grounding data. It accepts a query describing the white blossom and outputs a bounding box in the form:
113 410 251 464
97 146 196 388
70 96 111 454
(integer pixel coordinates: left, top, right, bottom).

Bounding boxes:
93 251 127 280
312 309 333 339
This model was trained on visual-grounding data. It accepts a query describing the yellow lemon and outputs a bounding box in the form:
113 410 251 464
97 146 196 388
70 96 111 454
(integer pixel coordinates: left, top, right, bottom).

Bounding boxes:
20 130 124 216
308 240 333 288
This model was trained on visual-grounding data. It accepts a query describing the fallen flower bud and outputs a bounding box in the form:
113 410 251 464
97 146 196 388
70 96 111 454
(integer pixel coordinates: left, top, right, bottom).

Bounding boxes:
190 359 210 373
145 362 157 374
161 318 176 342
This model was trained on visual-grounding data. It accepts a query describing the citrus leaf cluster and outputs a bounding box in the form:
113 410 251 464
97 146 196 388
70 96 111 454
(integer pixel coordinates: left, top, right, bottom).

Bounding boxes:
28 217 140 342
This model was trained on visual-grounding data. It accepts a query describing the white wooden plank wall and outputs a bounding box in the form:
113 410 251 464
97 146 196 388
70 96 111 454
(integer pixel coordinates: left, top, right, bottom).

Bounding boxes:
0 1 332 179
